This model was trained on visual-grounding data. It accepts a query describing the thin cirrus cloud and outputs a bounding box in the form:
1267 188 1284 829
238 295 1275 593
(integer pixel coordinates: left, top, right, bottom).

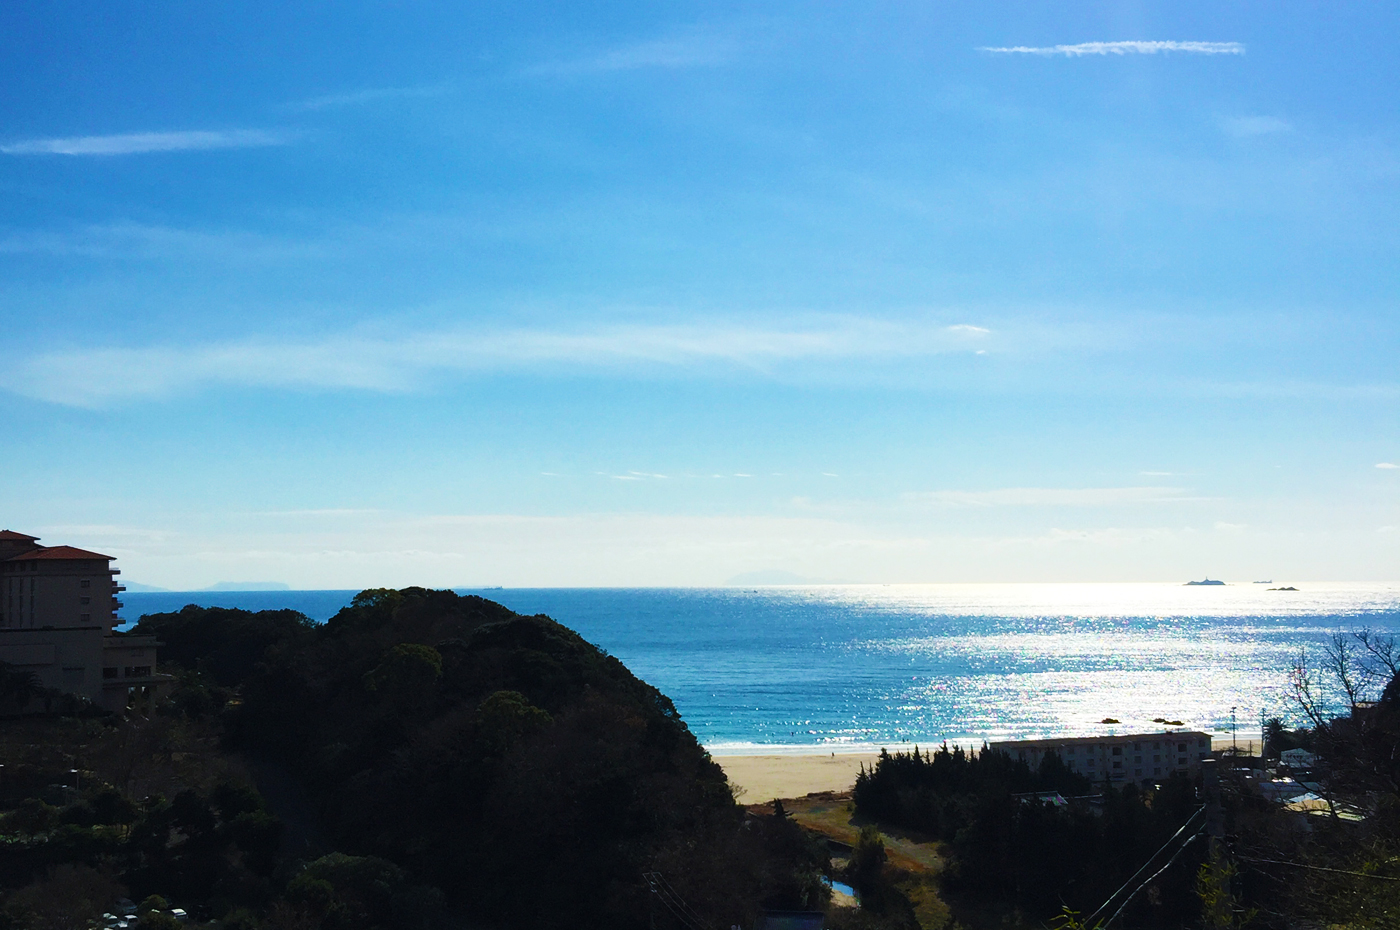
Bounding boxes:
0 222 331 261
908 487 1197 507
1221 116 1292 138
979 41 1245 57
0 129 292 156
286 85 452 111
1378 463 1399 470
3 318 993 407
524 32 736 77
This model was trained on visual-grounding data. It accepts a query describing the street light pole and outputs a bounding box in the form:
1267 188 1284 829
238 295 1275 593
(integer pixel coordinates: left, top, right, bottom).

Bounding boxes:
1231 707 1237 756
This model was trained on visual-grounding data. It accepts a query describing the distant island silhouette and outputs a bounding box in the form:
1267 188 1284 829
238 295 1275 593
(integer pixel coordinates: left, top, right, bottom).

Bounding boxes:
1184 578 1226 585
119 580 169 592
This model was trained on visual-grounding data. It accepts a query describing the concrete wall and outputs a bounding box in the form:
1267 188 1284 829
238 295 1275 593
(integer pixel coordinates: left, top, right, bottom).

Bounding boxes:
0 627 107 703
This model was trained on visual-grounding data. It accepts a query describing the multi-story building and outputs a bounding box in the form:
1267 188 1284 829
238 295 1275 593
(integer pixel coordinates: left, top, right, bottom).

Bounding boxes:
0 530 167 713
989 731 1214 788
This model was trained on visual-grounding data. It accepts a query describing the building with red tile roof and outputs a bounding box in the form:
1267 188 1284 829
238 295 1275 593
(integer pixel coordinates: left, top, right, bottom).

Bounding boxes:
0 531 168 714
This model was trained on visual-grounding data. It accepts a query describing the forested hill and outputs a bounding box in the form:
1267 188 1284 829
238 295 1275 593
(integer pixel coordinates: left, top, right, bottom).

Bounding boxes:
132 588 825 929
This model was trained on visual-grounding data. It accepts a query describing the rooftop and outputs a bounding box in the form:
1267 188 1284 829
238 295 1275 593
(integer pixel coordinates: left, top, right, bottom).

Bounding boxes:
990 731 1212 749
4 545 115 562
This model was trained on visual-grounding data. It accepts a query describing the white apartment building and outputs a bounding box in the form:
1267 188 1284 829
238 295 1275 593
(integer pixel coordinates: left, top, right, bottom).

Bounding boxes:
989 731 1214 787
0 530 167 713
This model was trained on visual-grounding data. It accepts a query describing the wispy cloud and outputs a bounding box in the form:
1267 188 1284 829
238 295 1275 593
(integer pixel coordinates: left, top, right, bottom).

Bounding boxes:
286 85 451 111
1378 463 1399 470
525 31 735 77
1221 115 1292 138
248 508 380 517
0 129 292 156
908 487 1197 507
980 41 1244 57
2 318 993 406
0 222 329 261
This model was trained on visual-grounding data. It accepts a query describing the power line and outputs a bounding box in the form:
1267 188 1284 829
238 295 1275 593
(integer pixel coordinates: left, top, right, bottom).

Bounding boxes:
1083 806 1206 927
1237 856 1400 882
643 871 711 930
1101 833 1205 928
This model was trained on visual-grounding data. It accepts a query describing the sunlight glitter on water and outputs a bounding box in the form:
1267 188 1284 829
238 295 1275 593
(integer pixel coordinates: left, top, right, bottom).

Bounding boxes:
690 583 1400 751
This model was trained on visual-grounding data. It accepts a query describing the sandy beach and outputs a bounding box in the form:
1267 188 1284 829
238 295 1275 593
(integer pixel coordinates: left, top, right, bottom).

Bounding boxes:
715 752 882 801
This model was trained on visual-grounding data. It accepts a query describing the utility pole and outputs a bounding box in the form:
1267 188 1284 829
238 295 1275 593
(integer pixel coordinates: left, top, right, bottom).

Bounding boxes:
1201 759 1225 848
1231 706 1237 756
1200 758 1233 929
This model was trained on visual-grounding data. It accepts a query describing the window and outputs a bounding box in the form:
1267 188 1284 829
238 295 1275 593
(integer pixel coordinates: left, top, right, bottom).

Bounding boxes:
1135 768 1142 775
1178 743 1187 752
80 596 90 605
1112 746 1123 756
103 667 118 679
1113 761 1122 769
123 666 152 678
80 613 91 622
80 579 90 588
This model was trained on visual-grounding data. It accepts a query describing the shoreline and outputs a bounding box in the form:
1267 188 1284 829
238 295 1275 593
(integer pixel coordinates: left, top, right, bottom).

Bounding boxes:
712 735 1266 800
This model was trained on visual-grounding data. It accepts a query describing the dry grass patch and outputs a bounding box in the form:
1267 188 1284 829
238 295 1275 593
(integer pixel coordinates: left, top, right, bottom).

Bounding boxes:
751 793 952 929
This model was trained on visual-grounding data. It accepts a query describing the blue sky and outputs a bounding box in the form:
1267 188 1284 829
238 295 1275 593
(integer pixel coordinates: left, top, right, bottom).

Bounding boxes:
1 2 1396 587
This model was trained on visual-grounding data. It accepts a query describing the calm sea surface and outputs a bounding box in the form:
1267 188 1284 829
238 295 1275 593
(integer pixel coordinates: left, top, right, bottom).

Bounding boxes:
119 584 1400 755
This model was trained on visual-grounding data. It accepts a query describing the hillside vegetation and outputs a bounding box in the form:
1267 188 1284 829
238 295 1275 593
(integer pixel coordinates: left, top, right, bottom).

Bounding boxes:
0 589 829 930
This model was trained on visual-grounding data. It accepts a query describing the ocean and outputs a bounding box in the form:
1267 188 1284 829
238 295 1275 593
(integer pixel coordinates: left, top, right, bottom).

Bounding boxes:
118 583 1400 755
